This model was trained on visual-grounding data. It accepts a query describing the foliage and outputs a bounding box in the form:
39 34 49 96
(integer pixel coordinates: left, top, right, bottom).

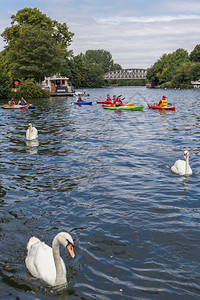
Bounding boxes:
0 66 12 99
9 25 65 82
12 79 50 99
66 50 122 88
2 8 74 50
147 47 200 88
189 44 200 62
1 8 74 83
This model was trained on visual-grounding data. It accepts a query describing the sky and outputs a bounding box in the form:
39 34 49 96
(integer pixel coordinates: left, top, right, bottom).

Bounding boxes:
0 0 200 69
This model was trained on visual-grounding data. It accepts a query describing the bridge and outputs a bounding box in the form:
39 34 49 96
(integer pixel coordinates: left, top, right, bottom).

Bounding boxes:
104 68 147 80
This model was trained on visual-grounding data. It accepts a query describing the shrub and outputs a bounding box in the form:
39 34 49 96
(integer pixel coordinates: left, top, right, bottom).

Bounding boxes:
12 80 50 99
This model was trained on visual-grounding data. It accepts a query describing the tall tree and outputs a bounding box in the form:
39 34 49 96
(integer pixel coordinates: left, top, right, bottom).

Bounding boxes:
190 45 200 62
1 8 74 82
9 25 65 82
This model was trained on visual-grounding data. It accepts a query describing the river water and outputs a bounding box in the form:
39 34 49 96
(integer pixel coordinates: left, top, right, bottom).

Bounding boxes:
0 86 200 300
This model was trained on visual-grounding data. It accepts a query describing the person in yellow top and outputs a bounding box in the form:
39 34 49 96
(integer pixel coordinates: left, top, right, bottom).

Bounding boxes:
158 95 167 106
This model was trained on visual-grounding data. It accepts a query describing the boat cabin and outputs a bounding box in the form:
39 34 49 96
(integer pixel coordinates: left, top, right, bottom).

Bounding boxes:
42 75 74 96
191 80 200 88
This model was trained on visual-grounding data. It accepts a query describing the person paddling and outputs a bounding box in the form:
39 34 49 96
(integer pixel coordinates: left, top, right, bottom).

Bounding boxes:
76 95 83 102
18 97 27 105
9 97 15 105
158 95 167 106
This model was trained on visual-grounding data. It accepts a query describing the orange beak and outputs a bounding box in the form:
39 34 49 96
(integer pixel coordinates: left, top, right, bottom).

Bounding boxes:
67 244 75 258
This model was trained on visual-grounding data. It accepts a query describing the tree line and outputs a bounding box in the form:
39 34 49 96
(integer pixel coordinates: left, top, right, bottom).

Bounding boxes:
146 47 200 89
0 8 121 99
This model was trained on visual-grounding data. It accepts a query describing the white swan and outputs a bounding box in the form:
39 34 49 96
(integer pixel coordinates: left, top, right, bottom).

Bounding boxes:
25 232 75 286
26 123 38 140
171 150 192 176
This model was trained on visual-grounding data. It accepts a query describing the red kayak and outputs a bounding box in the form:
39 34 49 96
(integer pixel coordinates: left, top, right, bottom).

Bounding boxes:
148 104 175 110
96 100 112 104
102 103 115 107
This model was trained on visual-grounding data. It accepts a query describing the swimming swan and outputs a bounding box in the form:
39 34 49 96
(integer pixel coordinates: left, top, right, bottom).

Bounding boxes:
25 232 75 286
171 150 192 176
26 123 38 140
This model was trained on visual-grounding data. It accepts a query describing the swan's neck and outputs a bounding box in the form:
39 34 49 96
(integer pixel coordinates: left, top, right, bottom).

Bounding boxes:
52 236 66 286
185 155 189 175
28 126 32 139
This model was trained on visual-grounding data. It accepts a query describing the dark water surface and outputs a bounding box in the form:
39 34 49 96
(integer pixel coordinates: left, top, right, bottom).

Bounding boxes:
0 86 200 300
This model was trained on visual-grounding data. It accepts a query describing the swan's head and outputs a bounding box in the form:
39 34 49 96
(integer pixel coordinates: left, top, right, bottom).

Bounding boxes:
56 232 75 258
28 123 32 129
184 150 189 159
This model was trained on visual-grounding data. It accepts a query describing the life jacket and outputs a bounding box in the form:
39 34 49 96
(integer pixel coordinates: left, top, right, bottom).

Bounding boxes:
160 99 167 106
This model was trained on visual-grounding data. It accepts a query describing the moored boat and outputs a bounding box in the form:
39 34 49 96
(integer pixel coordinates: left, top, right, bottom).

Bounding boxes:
148 104 175 110
41 75 74 96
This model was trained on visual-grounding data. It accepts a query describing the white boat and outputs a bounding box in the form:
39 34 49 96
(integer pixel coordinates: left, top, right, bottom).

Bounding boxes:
41 75 74 96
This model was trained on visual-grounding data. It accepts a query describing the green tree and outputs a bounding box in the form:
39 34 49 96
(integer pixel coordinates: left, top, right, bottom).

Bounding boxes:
190 45 200 62
68 55 88 88
1 8 74 82
190 62 200 80
2 8 74 50
147 48 189 87
171 62 192 88
83 49 116 73
9 25 65 82
0 66 12 99
79 49 121 87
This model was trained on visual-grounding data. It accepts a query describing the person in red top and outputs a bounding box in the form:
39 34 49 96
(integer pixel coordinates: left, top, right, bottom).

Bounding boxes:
113 95 123 106
9 97 15 105
77 96 83 102
106 94 111 101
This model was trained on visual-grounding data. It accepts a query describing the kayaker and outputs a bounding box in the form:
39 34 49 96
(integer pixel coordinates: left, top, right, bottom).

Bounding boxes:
77 96 83 102
114 96 123 106
106 94 111 101
9 97 15 105
158 95 167 106
18 97 27 105
113 95 117 103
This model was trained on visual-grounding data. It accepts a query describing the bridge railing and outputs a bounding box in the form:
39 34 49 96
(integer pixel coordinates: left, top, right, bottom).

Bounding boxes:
104 68 147 80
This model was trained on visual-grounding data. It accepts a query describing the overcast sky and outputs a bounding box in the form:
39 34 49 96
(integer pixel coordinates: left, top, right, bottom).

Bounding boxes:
0 0 200 69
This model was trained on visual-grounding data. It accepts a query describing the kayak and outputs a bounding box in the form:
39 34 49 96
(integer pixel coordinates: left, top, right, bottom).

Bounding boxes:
102 102 134 107
2 103 35 109
97 100 112 104
103 105 143 111
148 104 175 110
71 101 92 105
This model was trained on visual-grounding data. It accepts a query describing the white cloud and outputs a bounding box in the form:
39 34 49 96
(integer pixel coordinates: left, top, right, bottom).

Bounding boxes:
1 1 200 69
96 14 200 25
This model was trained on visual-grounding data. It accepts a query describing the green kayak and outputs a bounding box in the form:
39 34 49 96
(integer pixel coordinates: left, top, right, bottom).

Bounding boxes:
103 105 143 111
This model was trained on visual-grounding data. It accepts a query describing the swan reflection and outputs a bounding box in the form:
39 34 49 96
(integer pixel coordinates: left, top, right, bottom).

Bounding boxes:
26 139 39 154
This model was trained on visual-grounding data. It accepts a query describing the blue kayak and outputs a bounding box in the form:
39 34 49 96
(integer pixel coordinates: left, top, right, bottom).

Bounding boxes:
28 105 36 109
71 101 92 105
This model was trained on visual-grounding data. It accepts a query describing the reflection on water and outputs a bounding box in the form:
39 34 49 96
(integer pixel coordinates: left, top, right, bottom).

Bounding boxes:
0 87 200 300
26 139 39 154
